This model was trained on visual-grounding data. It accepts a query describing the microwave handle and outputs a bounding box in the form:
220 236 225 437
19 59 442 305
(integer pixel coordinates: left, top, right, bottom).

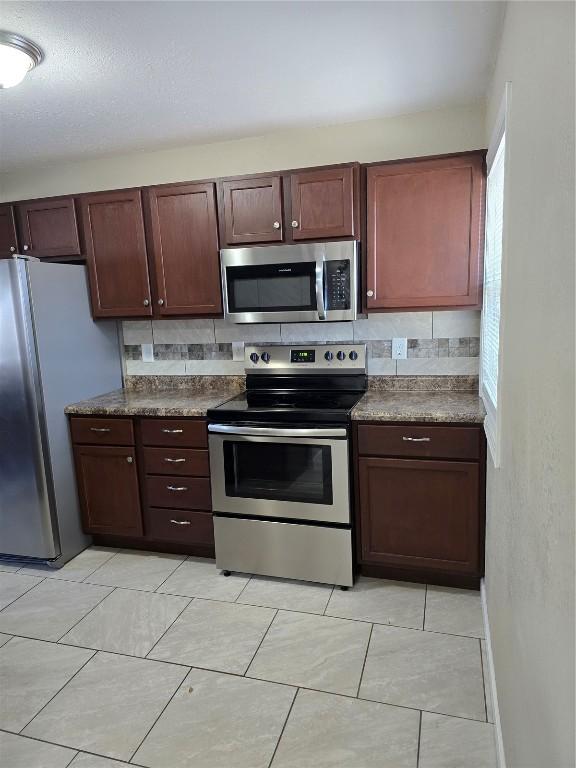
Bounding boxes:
315 258 326 320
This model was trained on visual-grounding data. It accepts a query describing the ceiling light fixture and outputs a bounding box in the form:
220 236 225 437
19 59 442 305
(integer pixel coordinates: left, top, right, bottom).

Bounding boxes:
0 31 43 88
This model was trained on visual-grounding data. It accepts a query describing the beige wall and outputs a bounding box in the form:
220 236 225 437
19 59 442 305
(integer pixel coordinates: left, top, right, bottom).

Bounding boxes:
484 3 575 767
0 103 485 202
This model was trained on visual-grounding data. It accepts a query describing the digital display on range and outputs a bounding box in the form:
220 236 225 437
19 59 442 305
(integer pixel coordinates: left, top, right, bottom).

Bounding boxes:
291 349 315 363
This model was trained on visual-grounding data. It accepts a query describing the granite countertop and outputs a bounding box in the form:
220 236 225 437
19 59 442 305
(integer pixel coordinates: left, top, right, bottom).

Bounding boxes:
64 387 241 418
352 391 486 423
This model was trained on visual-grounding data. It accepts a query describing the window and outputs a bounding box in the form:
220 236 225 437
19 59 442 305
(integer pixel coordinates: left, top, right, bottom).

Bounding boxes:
481 97 508 467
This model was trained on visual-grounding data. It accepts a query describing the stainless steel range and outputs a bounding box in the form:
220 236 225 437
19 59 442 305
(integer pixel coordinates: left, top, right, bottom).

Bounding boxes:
207 344 367 588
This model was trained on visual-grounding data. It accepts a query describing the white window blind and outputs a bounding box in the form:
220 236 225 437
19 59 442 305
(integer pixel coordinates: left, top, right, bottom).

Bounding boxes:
481 133 506 409
480 118 507 468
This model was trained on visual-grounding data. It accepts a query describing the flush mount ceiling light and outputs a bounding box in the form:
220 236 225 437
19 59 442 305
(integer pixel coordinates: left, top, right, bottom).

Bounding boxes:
0 31 43 88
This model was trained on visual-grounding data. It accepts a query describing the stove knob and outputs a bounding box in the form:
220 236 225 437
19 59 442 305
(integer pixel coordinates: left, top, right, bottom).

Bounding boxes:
349 350 359 361
324 351 334 361
249 353 259 363
336 351 346 361
261 352 271 363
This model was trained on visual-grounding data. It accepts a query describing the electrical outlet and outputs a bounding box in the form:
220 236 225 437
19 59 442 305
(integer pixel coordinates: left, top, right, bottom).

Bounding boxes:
392 338 407 360
232 341 245 361
141 343 154 363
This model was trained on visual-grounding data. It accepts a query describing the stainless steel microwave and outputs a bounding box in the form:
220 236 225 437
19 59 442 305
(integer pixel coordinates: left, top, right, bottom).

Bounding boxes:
220 241 359 323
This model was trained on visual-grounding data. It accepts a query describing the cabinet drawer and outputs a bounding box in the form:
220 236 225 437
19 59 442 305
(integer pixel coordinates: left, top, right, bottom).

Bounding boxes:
70 417 134 446
146 475 211 511
140 418 208 448
357 424 480 460
143 447 209 477
145 508 214 547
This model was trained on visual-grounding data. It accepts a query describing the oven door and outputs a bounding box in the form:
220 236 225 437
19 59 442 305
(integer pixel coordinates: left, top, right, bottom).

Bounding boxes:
208 425 350 524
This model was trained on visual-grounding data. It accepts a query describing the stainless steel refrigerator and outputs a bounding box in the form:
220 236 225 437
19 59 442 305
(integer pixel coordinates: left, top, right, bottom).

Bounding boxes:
0 257 123 565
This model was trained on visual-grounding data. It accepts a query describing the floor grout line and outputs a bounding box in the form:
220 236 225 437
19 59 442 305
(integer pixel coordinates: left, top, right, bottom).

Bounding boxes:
144 596 194 659
243 608 279 677
355 622 374 697
0 729 148 768
322 585 335 615
233 574 253 603
126 665 191 763
423 583 428 630
478 637 489 722
0 576 47 614
16 647 98 734
55 586 117 643
266 686 299 768
416 709 423 767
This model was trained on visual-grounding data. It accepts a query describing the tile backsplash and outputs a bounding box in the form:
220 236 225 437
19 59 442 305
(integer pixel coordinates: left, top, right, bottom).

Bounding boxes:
122 311 480 378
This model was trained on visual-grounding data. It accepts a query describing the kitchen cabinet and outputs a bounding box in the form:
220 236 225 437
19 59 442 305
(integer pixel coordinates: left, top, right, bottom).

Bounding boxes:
354 422 485 587
0 205 19 257
79 189 152 317
145 182 222 316
73 445 143 536
219 175 284 245
16 197 81 258
366 152 485 311
218 163 359 247
69 415 214 555
289 165 358 240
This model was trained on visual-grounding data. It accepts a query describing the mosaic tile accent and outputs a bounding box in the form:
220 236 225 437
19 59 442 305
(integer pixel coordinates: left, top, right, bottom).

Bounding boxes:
367 341 392 359
123 345 142 361
188 343 233 361
153 344 190 361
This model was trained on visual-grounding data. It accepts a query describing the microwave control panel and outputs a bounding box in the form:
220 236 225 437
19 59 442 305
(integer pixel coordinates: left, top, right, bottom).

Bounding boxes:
325 260 350 310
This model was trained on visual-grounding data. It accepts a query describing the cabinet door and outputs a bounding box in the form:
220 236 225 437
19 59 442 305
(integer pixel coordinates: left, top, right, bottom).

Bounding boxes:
220 175 283 245
73 445 143 536
290 166 357 240
146 183 222 315
16 197 81 257
80 189 152 317
366 153 485 310
358 456 480 573
0 205 18 258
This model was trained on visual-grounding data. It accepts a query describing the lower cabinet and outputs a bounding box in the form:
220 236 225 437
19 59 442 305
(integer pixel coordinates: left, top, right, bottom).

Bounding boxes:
355 423 485 587
70 415 214 556
73 445 143 536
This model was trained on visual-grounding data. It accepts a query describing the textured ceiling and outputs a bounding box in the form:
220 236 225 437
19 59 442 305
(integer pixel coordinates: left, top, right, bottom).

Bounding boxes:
0 1 504 172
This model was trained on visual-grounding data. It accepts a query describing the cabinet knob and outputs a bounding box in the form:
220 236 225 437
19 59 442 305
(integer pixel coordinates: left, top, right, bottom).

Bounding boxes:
291 220 299 228
23 244 29 251
367 290 374 298
158 299 164 306
126 456 133 463
10 246 15 252
143 299 150 306
272 221 280 230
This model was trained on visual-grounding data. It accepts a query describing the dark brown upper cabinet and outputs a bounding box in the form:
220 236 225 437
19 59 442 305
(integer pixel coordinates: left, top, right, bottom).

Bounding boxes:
366 152 485 311
288 165 358 241
0 205 19 258
145 182 222 316
16 197 81 258
220 175 283 245
80 189 152 318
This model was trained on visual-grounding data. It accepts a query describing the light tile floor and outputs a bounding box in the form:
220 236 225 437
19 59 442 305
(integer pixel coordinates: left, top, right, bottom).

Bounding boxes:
0 547 497 768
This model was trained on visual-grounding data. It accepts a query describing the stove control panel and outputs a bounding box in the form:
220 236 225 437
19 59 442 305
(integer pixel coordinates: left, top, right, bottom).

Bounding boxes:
245 344 366 374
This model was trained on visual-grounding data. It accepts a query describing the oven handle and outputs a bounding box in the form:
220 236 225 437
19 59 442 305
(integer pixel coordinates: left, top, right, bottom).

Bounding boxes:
208 424 347 438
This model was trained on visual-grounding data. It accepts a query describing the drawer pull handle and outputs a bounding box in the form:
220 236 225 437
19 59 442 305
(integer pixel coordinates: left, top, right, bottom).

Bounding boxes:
402 437 431 442
167 485 188 492
170 519 191 526
90 427 111 433
164 457 186 463
162 428 184 434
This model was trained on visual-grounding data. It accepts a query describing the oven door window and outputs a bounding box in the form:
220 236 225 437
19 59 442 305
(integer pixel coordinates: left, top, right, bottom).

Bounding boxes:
226 262 316 313
223 439 333 505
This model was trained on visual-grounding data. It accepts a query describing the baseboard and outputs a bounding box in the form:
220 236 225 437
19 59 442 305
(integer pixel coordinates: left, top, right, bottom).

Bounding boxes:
481 579 507 768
